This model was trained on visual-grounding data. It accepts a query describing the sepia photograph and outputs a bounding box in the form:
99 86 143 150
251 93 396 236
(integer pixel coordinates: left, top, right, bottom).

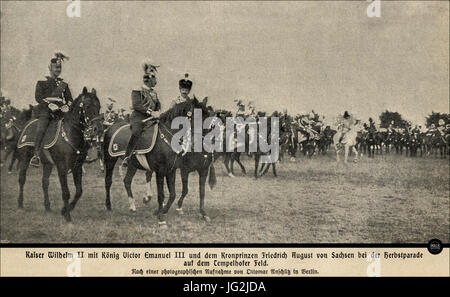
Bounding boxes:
0 0 448 247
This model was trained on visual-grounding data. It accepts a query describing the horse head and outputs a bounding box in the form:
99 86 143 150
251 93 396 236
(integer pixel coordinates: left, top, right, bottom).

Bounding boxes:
71 87 102 140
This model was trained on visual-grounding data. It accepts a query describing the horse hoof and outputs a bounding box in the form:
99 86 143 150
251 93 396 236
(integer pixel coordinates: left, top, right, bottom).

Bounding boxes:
106 204 112 211
64 214 72 222
158 221 168 229
143 196 152 204
129 207 136 213
203 215 211 222
228 173 235 178
176 208 184 215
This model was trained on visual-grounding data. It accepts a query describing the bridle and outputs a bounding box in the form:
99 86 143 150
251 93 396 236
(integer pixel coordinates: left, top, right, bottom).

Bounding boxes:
61 95 100 153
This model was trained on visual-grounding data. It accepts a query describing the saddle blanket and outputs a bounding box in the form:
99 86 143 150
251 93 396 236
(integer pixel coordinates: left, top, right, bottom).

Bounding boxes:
108 122 159 157
17 119 62 150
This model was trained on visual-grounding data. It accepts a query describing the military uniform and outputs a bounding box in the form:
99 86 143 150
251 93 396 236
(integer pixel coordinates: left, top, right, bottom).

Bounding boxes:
235 100 245 118
437 123 446 136
171 94 190 108
30 53 72 167
123 60 161 162
104 108 117 126
34 76 72 157
172 73 193 108
130 85 160 135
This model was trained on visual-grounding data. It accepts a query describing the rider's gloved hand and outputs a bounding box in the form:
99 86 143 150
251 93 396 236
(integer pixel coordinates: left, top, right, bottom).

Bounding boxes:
48 103 59 111
151 110 161 118
60 105 69 113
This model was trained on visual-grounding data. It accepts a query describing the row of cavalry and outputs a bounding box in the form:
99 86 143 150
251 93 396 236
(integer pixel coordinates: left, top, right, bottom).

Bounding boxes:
1 88 449 226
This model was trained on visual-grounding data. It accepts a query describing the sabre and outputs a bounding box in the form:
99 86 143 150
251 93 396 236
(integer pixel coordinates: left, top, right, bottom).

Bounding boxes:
43 97 63 103
142 117 158 123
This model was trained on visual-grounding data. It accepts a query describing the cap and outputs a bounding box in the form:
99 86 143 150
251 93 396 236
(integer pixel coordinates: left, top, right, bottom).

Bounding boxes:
179 73 193 90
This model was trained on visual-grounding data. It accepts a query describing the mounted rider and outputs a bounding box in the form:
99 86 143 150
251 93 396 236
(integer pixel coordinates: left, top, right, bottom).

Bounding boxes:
122 59 161 167
411 125 421 135
387 120 396 134
437 119 446 137
103 98 118 127
337 111 355 143
368 117 377 133
171 73 193 108
30 52 73 167
426 123 436 135
118 108 127 121
233 99 246 118
0 98 12 116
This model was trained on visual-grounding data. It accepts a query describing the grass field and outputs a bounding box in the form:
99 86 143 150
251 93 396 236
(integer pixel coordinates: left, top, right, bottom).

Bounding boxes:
1 152 449 243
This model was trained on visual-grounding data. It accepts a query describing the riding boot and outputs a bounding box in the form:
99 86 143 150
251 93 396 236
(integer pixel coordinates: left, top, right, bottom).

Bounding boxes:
122 134 139 167
30 118 48 167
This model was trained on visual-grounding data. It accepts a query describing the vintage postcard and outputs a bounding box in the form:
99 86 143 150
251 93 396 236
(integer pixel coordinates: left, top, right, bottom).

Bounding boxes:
0 0 448 282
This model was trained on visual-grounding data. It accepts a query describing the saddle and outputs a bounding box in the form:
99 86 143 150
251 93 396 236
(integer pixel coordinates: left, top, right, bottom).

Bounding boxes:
108 121 159 157
17 119 62 150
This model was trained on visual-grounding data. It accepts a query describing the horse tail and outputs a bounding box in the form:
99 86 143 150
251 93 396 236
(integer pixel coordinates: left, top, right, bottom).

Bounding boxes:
208 163 217 190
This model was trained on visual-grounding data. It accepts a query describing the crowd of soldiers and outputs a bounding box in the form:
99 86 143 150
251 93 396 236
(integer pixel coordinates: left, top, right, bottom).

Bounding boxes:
1 52 449 167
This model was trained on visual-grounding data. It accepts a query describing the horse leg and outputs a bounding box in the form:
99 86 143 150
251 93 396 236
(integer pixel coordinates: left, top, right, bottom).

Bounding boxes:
161 170 177 217
235 154 246 175
155 172 165 217
198 168 210 221
352 146 358 162
17 150 32 209
2 146 12 168
8 148 18 174
69 164 83 212
334 143 340 162
224 154 233 177
272 163 277 177
143 170 153 204
104 157 117 211
254 153 260 178
230 155 235 175
57 169 72 222
98 146 104 173
344 145 349 164
123 162 138 212
176 169 189 215
42 162 53 211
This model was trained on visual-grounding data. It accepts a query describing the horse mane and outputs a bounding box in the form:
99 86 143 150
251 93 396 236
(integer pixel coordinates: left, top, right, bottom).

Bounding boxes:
159 100 193 123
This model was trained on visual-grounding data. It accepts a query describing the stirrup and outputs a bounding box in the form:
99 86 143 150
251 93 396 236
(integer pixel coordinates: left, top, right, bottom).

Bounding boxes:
121 155 130 168
30 155 41 167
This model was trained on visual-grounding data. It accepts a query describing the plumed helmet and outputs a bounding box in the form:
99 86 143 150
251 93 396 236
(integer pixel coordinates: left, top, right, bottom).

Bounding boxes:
50 52 69 66
142 59 159 82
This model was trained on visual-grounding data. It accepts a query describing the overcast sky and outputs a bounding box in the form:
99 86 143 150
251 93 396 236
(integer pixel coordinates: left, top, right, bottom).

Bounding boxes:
1 1 448 125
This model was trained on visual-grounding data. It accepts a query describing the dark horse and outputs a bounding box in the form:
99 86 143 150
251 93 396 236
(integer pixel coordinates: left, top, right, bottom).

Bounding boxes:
214 109 248 177
254 112 280 178
16 87 101 222
103 97 216 226
1 105 33 173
